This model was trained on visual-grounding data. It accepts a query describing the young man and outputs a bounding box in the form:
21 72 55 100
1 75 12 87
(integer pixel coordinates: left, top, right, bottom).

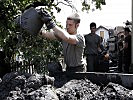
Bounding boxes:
84 22 101 72
39 12 86 73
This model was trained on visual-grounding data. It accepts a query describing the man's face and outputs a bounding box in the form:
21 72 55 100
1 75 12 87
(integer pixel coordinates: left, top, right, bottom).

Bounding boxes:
66 19 78 35
90 26 96 34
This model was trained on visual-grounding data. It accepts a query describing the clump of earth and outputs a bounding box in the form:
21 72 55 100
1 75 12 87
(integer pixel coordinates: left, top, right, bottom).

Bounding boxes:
0 71 133 100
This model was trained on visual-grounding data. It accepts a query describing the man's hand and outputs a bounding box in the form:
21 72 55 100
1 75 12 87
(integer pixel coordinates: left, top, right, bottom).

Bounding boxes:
39 29 57 40
36 8 55 30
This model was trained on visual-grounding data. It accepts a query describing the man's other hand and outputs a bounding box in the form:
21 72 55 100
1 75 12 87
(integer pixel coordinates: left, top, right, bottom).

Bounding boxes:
36 8 55 30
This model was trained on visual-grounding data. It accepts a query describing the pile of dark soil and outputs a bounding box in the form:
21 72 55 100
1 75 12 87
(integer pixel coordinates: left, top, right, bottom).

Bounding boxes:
0 72 133 100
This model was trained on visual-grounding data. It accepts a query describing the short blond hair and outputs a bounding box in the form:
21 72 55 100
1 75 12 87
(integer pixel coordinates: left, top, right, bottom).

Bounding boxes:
67 13 80 24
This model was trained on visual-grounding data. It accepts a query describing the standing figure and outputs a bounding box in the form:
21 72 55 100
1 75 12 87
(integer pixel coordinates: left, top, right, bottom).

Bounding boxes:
123 27 131 73
84 22 101 72
118 35 124 72
39 11 86 73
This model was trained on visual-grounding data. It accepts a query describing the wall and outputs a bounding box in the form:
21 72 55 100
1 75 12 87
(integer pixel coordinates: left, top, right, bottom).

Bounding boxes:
96 27 109 43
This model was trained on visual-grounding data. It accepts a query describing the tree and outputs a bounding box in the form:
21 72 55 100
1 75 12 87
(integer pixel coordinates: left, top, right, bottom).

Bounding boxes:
0 0 105 75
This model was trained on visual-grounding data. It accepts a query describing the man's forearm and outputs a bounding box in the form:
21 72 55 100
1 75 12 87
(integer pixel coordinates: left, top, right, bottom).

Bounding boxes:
53 26 69 41
39 26 69 40
40 30 57 40
53 26 77 44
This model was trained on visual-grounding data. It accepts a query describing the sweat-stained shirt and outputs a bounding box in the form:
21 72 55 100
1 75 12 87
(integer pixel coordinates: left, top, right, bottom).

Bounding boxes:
62 33 85 67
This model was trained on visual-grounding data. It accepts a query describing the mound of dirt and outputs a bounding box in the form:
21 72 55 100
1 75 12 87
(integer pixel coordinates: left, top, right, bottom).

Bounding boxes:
0 72 133 100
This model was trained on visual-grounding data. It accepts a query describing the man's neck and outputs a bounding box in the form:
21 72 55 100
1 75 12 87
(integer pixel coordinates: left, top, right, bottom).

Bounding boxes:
90 32 95 35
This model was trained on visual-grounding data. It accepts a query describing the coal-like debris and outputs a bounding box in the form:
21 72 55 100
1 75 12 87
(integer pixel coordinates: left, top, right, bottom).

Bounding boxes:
0 72 55 100
0 72 133 100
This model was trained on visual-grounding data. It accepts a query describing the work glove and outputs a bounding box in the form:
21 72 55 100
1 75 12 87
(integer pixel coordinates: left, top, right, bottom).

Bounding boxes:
36 8 55 30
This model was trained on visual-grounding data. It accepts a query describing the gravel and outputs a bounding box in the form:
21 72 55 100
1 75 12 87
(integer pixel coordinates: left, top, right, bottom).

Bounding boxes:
0 71 133 100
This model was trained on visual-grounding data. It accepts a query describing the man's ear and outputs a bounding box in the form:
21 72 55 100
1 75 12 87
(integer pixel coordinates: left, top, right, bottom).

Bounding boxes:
76 23 79 28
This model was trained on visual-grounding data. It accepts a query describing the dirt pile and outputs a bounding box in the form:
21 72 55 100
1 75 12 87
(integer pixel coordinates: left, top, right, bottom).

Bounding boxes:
0 72 133 100
0 72 55 100
56 79 133 100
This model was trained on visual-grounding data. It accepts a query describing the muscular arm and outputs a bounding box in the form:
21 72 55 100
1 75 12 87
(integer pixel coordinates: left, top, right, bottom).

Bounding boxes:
41 26 78 44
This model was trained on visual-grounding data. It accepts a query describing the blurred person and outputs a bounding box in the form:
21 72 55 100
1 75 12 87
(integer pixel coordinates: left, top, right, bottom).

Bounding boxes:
117 35 124 72
98 37 109 72
122 27 131 73
99 37 105 52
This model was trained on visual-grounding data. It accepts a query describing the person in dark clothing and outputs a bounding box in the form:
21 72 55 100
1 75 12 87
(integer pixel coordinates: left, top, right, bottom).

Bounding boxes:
98 37 109 72
118 35 124 72
99 37 105 52
84 22 101 72
123 27 131 73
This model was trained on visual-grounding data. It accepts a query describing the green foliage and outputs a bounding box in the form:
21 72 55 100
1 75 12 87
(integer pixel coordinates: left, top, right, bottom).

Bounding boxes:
82 0 106 12
0 0 63 73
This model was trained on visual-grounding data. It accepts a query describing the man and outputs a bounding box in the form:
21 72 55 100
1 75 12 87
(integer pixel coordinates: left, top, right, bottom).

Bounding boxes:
39 12 86 73
123 27 131 73
84 22 101 72
118 35 124 72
